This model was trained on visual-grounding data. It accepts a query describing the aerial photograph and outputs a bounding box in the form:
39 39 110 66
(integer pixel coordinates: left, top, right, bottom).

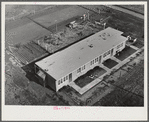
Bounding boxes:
5 4 144 106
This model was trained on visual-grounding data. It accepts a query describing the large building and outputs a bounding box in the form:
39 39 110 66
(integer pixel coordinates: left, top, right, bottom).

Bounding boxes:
35 27 127 91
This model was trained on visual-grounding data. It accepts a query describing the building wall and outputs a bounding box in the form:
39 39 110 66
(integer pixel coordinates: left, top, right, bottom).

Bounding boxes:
55 40 126 91
56 75 69 91
35 64 56 91
35 40 126 92
46 74 56 91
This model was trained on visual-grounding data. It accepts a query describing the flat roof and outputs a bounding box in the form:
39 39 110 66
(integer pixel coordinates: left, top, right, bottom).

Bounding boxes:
35 27 127 80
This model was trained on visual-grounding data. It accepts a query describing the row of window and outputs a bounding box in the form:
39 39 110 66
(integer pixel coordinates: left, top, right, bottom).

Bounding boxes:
58 75 68 85
58 43 124 85
117 43 123 49
77 65 86 73
103 50 111 58
90 56 99 65
59 46 122 84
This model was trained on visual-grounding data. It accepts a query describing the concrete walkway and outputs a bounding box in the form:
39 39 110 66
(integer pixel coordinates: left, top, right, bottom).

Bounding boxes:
129 45 139 50
100 64 110 71
111 56 121 63
106 5 144 20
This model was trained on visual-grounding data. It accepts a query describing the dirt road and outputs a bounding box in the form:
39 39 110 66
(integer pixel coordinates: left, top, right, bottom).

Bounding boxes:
106 5 144 19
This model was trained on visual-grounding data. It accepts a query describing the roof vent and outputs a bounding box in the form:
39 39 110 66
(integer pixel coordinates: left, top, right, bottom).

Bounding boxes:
88 44 93 48
80 47 84 50
44 69 48 72
49 62 55 66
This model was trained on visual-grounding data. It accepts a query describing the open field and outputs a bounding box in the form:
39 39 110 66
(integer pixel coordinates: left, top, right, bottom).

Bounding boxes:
117 5 144 15
7 6 106 65
5 5 144 106
5 5 94 65
6 5 55 21
94 59 144 106
10 42 48 65
57 5 144 105
5 64 66 105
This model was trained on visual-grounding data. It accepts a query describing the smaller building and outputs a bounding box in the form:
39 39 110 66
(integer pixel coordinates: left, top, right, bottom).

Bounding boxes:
35 27 127 92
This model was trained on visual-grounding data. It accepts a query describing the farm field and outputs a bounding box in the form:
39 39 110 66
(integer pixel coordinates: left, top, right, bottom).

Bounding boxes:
117 5 144 14
5 63 66 105
6 5 51 18
5 5 144 106
94 60 144 106
33 6 89 28
5 5 93 65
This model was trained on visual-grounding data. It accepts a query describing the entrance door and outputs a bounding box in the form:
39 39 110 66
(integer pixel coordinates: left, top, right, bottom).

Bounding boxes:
69 73 72 82
111 48 114 56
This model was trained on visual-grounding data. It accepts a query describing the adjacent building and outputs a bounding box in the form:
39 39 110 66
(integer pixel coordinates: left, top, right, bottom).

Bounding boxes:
35 27 127 91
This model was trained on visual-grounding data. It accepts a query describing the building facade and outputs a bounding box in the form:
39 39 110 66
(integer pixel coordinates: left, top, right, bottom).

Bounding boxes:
35 27 127 91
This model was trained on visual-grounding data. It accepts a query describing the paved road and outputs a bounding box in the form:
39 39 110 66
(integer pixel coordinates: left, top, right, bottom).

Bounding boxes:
106 5 144 19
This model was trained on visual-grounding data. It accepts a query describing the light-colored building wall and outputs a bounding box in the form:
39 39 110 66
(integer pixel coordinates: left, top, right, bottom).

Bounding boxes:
55 41 126 91
36 40 126 92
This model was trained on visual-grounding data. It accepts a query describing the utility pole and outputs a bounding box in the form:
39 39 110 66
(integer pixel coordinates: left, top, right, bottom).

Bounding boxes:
55 20 57 33
87 10 90 20
103 23 106 29
99 9 100 14
119 70 121 78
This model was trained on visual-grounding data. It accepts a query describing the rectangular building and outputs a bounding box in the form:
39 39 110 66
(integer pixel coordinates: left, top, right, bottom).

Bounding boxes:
35 27 127 91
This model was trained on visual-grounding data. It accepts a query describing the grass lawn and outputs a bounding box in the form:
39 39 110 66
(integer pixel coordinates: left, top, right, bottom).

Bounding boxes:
102 59 118 69
74 66 106 88
115 46 136 61
133 41 144 48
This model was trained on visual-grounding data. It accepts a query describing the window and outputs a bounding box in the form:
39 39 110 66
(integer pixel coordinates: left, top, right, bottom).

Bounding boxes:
117 43 123 49
64 77 65 82
66 76 68 80
79 68 81 72
84 65 85 70
77 67 81 73
61 79 63 83
90 61 92 65
95 57 98 63
96 57 98 62
99 56 102 64
82 65 85 70
58 80 60 85
103 52 106 58
91 59 96 65
82 66 84 70
103 50 110 58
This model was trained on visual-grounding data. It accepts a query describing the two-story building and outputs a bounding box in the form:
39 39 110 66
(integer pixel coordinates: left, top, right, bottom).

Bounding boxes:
35 27 127 91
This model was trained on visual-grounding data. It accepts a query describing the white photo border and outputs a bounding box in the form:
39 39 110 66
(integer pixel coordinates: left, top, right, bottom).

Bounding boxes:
1 1 148 121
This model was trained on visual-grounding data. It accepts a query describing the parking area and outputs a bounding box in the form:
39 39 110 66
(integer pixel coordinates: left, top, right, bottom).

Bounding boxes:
115 46 137 61
74 66 106 88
